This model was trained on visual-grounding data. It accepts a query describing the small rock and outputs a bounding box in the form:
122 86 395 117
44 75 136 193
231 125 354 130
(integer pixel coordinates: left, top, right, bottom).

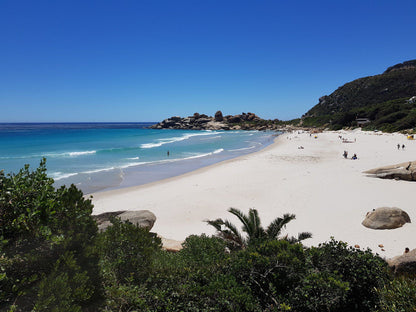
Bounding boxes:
379 244 384 248
354 244 360 249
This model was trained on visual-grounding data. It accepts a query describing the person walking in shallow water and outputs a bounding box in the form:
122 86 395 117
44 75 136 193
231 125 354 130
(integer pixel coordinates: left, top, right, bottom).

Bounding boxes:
167 150 170 157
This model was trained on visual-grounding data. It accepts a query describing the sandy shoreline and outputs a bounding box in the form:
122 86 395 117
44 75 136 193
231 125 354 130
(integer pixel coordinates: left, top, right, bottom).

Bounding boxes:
91 129 416 259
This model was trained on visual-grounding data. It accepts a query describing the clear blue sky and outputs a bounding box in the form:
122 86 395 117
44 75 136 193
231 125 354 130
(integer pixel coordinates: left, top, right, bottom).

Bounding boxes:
1 0 415 122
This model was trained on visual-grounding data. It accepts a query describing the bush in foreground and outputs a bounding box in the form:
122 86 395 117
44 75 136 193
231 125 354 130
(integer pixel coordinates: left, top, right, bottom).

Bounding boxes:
0 159 102 311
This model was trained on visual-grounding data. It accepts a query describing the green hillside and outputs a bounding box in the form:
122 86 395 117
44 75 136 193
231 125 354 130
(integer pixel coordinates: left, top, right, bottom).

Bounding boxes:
301 60 416 132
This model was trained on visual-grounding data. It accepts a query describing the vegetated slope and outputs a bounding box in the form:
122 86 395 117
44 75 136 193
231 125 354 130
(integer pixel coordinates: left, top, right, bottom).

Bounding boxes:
302 60 416 132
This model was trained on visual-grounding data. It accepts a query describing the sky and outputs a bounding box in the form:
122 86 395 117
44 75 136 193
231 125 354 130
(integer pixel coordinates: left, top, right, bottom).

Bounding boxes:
1 0 415 122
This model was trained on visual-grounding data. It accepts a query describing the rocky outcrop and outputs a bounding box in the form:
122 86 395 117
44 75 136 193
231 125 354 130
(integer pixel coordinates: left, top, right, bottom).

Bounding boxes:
388 248 416 275
93 210 156 231
384 60 416 74
362 207 411 230
214 110 223 122
364 161 416 181
150 111 279 130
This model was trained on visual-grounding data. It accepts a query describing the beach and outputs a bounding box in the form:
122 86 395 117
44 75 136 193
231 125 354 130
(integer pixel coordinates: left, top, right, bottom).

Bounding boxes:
91 129 416 259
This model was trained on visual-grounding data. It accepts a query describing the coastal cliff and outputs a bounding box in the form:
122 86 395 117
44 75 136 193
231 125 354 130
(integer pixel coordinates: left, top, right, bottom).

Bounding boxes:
150 111 281 131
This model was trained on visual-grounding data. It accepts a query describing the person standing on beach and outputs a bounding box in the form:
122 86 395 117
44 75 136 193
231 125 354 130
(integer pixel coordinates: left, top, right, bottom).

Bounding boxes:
397 144 400 150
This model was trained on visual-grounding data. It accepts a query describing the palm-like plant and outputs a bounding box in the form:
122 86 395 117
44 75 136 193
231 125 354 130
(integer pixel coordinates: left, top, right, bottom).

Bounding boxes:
206 208 312 250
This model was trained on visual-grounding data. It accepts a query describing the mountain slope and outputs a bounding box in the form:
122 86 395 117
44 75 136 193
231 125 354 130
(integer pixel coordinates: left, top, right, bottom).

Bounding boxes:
305 60 416 117
301 60 416 131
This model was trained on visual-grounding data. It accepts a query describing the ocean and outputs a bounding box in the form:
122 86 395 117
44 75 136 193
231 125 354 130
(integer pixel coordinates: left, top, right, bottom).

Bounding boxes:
0 123 277 194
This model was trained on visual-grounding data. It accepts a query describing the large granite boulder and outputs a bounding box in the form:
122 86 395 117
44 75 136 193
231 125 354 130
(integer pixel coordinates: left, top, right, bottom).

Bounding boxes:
169 116 182 122
364 161 416 181
215 110 223 122
388 248 416 275
195 117 212 124
193 112 200 119
93 210 156 231
206 121 229 130
362 207 411 229
228 115 242 123
246 112 256 121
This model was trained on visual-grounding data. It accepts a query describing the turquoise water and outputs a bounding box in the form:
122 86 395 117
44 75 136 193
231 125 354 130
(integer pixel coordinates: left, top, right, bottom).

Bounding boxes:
0 123 277 193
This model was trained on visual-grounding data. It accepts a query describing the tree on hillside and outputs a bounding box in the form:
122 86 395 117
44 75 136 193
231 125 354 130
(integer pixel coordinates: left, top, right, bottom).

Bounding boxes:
206 208 312 250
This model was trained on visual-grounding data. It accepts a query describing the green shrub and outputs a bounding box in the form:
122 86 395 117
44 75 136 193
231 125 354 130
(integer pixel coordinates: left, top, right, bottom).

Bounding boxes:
230 240 306 309
290 271 349 312
377 275 416 312
34 252 92 312
0 159 102 310
142 235 260 312
102 283 147 312
307 239 390 312
97 217 162 285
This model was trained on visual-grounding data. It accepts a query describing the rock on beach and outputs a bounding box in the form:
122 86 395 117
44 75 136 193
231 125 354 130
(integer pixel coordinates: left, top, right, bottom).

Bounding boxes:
362 207 411 230
388 248 416 274
364 161 416 181
93 210 156 231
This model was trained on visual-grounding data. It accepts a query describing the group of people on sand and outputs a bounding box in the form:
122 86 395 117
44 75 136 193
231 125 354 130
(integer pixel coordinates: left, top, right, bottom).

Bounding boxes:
339 135 356 143
343 150 357 160
397 144 405 150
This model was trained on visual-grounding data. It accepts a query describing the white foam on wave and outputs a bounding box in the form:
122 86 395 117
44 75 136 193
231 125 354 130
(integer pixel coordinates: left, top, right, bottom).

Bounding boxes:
68 150 96 157
119 161 149 169
53 147 226 181
200 135 222 140
51 172 79 181
140 131 219 149
228 146 256 152
182 148 224 160
0 150 97 159
43 150 97 158
84 167 116 174
127 156 140 160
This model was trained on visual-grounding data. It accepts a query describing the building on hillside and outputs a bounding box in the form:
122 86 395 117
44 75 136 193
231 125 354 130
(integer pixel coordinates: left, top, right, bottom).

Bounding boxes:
356 117 370 126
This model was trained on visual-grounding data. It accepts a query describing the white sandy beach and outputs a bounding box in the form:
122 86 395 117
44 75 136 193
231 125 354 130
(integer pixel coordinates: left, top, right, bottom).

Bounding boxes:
91 129 416 259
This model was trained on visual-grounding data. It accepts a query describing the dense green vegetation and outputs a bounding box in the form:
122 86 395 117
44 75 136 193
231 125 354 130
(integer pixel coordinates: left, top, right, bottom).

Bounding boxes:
305 62 416 117
1 161 416 311
299 97 416 132
298 61 416 132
